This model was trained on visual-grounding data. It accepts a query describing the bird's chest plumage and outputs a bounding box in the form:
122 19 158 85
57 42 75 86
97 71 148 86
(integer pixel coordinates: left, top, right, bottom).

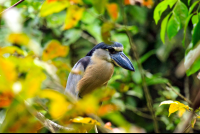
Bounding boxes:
77 59 114 97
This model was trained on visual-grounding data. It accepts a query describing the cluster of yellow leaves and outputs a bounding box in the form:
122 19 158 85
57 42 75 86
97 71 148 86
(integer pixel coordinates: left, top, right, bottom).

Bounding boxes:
40 0 84 30
159 100 189 117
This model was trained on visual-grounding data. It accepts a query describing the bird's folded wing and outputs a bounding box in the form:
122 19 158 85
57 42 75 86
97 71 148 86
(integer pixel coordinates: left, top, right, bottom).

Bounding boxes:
65 56 91 98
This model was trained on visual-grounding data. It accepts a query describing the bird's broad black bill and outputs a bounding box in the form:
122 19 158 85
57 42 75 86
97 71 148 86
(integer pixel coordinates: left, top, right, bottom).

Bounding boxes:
111 52 135 71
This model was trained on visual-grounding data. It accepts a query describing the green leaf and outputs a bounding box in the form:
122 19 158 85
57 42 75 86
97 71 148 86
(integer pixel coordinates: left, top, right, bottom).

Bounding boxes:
154 0 177 24
161 13 171 44
192 21 200 47
146 77 169 86
174 1 189 28
186 57 200 76
189 1 199 14
139 50 156 64
167 13 181 40
92 0 107 14
192 14 199 25
182 14 193 46
188 0 192 6
154 1 168 24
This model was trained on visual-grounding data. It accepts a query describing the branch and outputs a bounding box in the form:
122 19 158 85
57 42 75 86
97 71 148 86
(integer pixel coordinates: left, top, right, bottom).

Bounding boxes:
0 0 25 15
120 1 159 133
166 83 192 105
126 106 161 121
25 101 76 133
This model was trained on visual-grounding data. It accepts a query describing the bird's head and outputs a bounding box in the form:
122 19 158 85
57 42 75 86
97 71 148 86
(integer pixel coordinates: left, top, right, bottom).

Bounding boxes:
86 42 135 71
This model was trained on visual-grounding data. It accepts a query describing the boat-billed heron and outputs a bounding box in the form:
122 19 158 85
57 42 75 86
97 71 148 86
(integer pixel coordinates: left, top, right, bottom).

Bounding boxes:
65 42 135 98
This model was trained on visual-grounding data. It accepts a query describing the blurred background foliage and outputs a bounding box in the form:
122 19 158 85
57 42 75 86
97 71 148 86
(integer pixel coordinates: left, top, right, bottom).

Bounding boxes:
0 0 200 133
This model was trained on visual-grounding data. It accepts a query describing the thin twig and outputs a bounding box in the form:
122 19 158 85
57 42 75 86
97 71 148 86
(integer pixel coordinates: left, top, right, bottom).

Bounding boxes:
167 83 192 105
25 101 76 133
120 1 159 133
184 77 190 101
0 0 25 15
126 106 161 120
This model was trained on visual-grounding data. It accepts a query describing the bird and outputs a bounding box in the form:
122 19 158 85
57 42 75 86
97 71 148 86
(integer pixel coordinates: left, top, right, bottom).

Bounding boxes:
65 42 135 99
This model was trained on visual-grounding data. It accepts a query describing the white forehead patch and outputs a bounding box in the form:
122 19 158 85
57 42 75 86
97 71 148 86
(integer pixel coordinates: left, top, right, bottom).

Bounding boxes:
113 47 124 51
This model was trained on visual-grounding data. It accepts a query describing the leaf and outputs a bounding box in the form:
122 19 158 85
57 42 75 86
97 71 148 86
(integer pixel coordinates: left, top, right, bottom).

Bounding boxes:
42 40 69 61
174 0 189 28
92 0 107 14
71 117 100 126
0 91 14 108
154 0 177 24
0 46 24 56
106 3 119 21
192 14 199 25
182 14 193 46
40 0 69 17
23 68 46 98
139 50 156 64
167 13 181 40
192 20 200 47
178 108 186 117
7 33 30 46
63 5 84 30
39 89 70 119
154 1 168 24
160 13 171 44
159 100 189 117
101 22 114 44
189 1 199 14
0 57 17 88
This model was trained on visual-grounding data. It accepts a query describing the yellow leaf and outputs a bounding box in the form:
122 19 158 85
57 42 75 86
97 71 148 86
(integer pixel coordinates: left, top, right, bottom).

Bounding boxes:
71 117 100 126
63 5 84 30
42 40 69 61
39 89 70 119
160 100 189 117
106 3 119 21
178 108 186 117
40 0 69 17
0 57 17 90
7 33 30 46
23 68 46 98
76 95 99 114
0 46 25 56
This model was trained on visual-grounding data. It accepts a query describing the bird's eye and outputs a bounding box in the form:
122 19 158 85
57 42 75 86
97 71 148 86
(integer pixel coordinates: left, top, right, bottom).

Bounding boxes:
108 48 116 54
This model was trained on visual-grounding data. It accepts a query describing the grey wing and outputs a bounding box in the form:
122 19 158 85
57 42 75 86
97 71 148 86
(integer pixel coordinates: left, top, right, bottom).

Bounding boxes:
65 56 91 98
